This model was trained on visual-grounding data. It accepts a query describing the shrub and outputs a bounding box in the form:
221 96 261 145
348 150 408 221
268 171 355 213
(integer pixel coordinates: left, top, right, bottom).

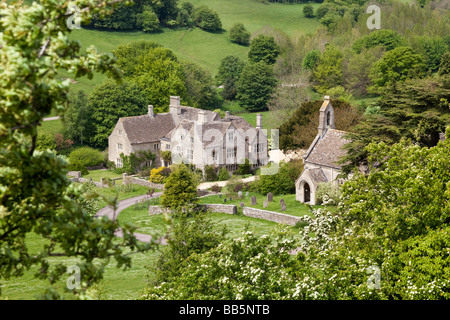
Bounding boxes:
315 182 341 205
204 165 218 182
192 5 222 32
229 23 250 46
68 147 104 174
218 167 230 181
303 5 314 18
210 184 222 193
136 9 161 33
150 167 172 184
258 160 303 195
234 159 251 176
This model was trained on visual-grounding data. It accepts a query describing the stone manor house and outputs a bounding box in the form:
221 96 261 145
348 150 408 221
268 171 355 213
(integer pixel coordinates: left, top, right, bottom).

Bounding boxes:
108 96 269 174
295 96 349 205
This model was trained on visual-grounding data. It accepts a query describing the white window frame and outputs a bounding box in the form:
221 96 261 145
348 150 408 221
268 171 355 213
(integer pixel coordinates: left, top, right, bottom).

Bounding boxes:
118 143 123 150
116 158 123 168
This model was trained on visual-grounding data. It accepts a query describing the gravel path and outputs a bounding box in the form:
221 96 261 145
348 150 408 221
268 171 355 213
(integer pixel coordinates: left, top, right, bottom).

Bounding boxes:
95 192 167 245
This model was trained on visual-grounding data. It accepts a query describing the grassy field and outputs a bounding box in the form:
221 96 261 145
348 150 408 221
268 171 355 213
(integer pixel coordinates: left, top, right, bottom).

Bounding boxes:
63 1 322 93
1 207 293 300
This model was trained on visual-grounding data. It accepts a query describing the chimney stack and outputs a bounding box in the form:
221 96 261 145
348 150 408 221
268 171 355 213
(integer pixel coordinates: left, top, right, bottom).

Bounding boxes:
256 113 263 129
169 96 181 115
198 110 207 124
148 105 154 118
225 111 230 119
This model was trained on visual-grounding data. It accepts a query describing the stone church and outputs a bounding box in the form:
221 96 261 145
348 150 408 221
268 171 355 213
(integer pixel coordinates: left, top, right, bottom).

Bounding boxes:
295 96 349 205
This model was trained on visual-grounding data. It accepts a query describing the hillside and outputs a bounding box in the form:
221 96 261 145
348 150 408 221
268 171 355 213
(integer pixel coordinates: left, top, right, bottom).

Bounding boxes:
65 1 322 93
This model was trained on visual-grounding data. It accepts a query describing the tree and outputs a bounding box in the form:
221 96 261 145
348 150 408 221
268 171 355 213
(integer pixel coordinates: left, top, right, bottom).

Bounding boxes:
64 90 94 146
303 5 314 18
0 0 154 298
439 51 450 76
342 75 450 174
302 49 320 70
181 61 221 110
369 46 426 93
215 55 245 100
343 47 384 97
218 167 230 181
133 47 187 112
36 132 57 151
416 37 448 72
258 160 303 195
352 29 405 54
67 146 104 175
192 5 222 32
145 209 227 293
161 164 198 211
312 44 344 93
248 34 281 65
143 228 299 300
229 23 251 46
236 61 278 112
88 79 148 149
136 9 161 33
279 99 362 152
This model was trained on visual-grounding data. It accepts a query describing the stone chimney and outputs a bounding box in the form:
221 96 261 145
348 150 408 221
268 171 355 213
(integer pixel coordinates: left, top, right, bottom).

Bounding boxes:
198 110 207 124
225 111 230 119
148 105 154 118
256 113 263 129
169 96 181 115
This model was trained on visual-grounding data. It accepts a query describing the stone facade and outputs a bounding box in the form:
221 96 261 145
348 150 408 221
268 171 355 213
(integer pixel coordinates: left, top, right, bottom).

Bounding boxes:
108 96 269 176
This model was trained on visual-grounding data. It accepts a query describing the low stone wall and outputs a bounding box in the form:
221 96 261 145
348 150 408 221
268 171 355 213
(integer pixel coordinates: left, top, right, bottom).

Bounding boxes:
148 204 237 216
202 204 237 215
242 207 302 226
123 174 165 190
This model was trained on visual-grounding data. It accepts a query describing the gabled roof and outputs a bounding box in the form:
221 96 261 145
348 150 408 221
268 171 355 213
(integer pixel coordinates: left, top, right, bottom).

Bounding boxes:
304 129 349 169
175 106 220 124
120 113 175 145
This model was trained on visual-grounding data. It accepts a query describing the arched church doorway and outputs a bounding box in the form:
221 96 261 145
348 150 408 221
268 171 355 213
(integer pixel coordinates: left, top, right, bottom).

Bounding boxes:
304 182 311 203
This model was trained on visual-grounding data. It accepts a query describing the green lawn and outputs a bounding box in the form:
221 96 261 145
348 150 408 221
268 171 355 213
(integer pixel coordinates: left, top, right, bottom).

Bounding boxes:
82 169 123 182
37 119 63 136
1 205 296 300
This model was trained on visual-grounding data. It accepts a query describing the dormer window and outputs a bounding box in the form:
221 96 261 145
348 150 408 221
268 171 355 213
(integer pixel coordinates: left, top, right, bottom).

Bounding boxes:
228 131 234 141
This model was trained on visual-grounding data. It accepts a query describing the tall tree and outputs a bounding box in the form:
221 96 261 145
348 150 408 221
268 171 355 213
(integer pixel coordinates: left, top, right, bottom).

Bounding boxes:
89 79 148 149
215 55 245 101
342 75 450 174
312 44 344 93
64 90 94 146
236 61 278 112
248 34 281 65
368 46 426 93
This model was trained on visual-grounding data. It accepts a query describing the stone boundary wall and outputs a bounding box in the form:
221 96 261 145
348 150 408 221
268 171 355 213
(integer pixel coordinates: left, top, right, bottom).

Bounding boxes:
123 174 165 190
148 204 237 216
242 207 302 226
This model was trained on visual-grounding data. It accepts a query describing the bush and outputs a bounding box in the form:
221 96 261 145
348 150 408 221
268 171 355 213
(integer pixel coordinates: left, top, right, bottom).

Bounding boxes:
229 23 250 46
210 184 222 193
224 176 243 194
150 167 172 184
303 5 314 18
68 147 104 174
192 5 222 32
136 9 161 33
204 165 218 182
315 182 341 205
218 167 230 181
258 160 303 195
234 159 251 176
